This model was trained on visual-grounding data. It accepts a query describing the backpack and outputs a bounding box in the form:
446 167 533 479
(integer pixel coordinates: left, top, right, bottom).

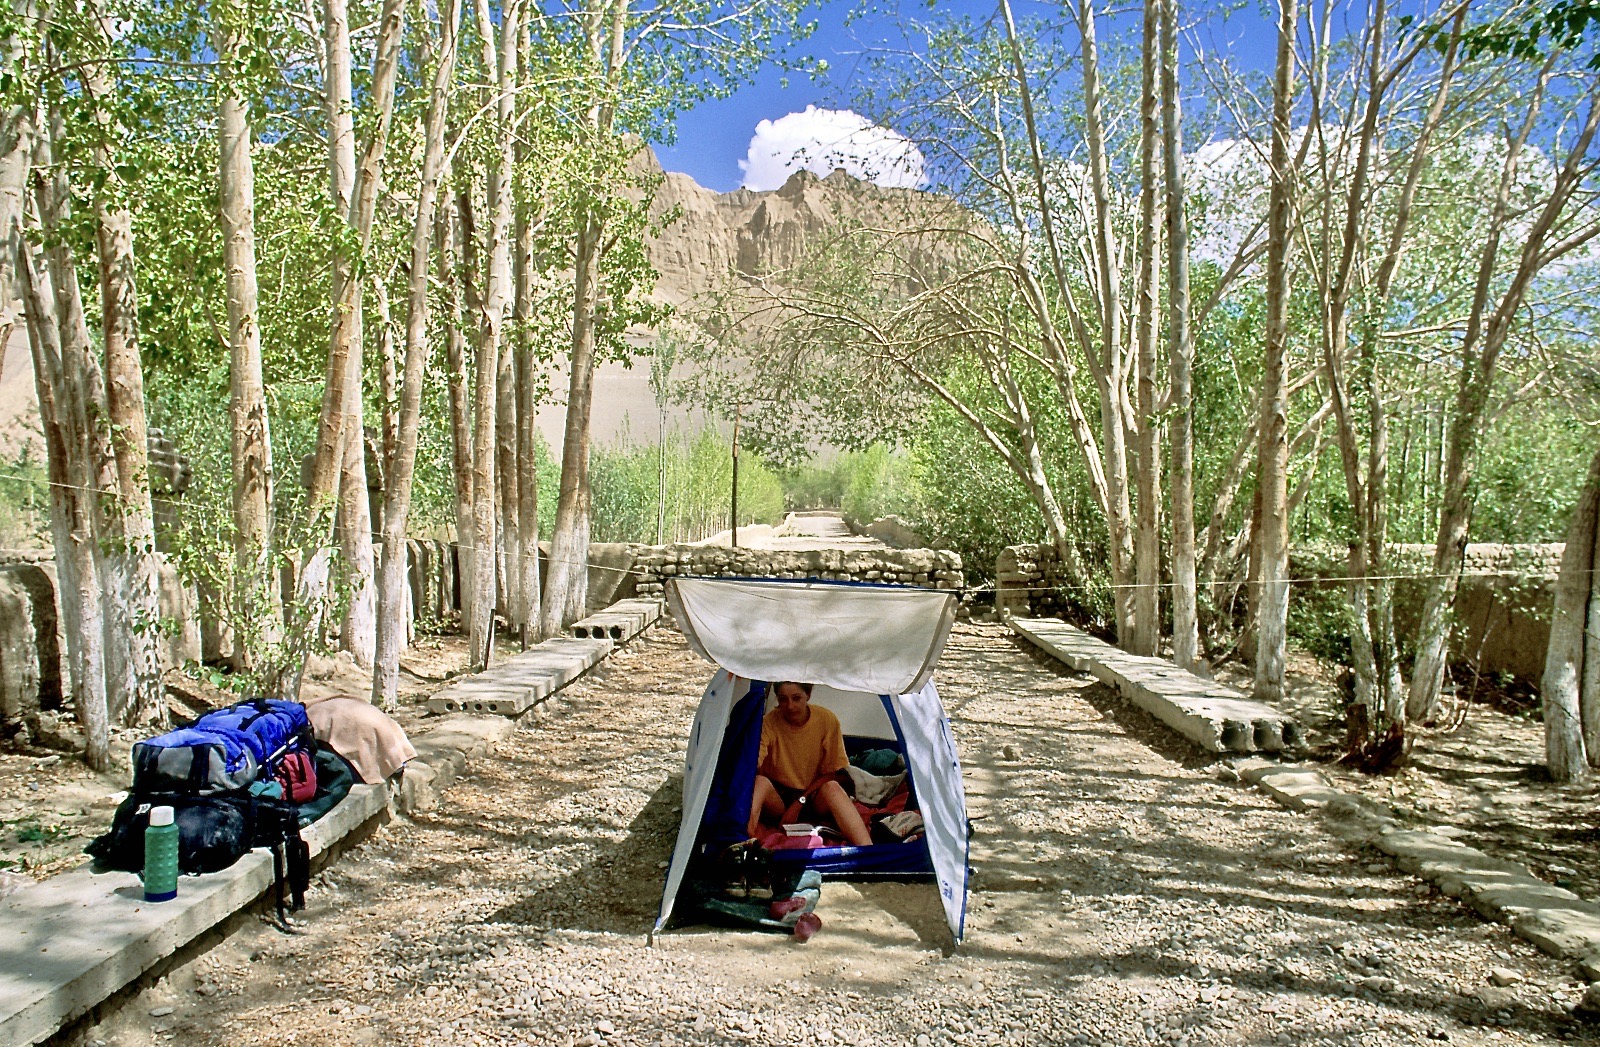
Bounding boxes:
132 698 312 796
274 749 318 804
87 791 311 925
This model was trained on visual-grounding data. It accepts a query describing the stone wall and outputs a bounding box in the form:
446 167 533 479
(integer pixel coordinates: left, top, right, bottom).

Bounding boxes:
995 541 1564 685
995 544 1076 619
1294 543 1561 685
0 555 198 736
631 544 966 609
0 537 966 733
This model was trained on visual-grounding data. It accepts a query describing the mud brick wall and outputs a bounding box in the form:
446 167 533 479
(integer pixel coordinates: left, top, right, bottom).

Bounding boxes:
997 541 1564 685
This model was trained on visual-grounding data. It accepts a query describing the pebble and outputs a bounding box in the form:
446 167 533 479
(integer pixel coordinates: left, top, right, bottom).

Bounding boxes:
148 1007 174 1018
1488 967 1522 987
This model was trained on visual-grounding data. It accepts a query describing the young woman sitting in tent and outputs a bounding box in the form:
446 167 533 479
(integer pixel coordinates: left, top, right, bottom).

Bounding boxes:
749 681 873 846
656 576 973 944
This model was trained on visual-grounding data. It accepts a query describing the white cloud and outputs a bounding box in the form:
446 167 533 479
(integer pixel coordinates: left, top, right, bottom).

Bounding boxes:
739 106 926 192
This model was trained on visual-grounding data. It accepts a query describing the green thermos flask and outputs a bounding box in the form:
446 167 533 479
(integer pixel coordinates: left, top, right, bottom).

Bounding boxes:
144 805 179 902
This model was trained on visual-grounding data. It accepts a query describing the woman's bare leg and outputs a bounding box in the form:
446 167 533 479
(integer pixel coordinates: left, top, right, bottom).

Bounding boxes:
813 780 872 846
748 775 788 837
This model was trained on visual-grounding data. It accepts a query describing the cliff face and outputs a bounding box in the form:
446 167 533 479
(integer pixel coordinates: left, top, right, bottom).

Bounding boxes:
638 149 956 306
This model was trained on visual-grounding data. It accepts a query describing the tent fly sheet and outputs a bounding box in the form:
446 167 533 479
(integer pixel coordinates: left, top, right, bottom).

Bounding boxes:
657 577 970 942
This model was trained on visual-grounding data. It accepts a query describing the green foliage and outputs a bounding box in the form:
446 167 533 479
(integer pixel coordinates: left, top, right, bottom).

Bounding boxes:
777 461 847 510
839 445 920 525
589 428 784 544
0 446 49 549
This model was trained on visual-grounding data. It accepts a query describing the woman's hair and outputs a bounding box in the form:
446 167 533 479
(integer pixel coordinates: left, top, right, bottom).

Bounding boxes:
774 681 813 697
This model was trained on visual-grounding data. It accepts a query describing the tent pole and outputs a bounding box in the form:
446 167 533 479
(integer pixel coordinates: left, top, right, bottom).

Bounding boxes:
731 402 741 548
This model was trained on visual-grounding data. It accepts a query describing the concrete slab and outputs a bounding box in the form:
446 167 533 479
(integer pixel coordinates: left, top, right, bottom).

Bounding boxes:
570 598 661 642
1241 764 1350 811
1009 616 1300 754
0 782 387 1046
426 637 613 715
397 715 519 815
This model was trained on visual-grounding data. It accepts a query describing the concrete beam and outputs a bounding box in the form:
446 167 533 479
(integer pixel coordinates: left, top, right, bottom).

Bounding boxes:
425 636 613 716
1007 616 1301 755
0 783 388 1046
569 598 661 642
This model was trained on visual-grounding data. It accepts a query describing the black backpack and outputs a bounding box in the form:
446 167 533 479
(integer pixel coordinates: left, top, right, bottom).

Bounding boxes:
87 791 310 924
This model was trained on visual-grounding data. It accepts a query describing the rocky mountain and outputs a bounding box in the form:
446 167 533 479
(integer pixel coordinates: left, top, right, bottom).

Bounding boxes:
637 147 962 307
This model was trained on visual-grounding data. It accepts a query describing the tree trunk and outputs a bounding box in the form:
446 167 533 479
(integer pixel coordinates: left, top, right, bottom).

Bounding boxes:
1542 446 1598 782
1253 0 1298 705
495 312 520 629
1130 0 1162 657
544 213 601 634
36 111 129 741
442 196 475 629
217 9 278 674
18 239 111 770
1584 490 1600 765
1077 0 1135 643
513 195 542 645
326 0 404 673
79 1 163 725
465 0 521 669
0 2 33 366
1161 0 1198 670
542 0 629 636
373 0 459 708
291 0 404 687
1409 82 1597 722
303 0 361 534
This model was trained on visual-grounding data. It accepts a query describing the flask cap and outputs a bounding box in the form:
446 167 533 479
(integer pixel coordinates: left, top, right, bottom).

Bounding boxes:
148 805 175 827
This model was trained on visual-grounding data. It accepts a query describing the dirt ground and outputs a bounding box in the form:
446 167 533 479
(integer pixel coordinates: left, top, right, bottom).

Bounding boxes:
1216 654 1600 904
32 622 1595 1046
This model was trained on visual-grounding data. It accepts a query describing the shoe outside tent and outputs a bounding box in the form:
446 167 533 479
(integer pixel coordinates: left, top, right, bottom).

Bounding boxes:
655 576 972 943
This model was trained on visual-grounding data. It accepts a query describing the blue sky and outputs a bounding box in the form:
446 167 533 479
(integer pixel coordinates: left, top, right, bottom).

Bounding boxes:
652 0 1284 193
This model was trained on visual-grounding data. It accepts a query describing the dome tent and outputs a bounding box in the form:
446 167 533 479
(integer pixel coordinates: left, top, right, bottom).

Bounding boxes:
656 576 971 943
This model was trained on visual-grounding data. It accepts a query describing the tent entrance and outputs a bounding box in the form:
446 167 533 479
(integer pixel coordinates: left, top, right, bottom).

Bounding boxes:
693 681 936 878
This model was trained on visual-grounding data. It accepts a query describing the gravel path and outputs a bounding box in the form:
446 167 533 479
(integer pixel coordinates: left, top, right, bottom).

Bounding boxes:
75 624 1588 1046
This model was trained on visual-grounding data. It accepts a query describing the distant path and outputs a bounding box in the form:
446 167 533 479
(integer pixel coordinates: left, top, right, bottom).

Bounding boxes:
704 511 896 552
76 623 1585 1045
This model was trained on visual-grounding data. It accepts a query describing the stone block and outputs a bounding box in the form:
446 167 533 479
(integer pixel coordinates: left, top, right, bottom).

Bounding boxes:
0 570 40 734
0 564 64 709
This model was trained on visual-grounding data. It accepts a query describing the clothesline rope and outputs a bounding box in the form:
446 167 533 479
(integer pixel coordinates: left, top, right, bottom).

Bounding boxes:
3 471 1584 593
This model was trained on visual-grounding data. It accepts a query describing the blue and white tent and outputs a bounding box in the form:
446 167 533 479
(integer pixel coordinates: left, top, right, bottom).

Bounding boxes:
656 576 971 943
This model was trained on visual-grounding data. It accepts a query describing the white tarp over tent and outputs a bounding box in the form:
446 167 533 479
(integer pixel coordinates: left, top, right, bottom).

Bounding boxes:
667 577 958 696
657 578 970 942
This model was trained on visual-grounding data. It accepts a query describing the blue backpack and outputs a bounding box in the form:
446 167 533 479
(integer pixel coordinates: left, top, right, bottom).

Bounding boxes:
132 698 312 796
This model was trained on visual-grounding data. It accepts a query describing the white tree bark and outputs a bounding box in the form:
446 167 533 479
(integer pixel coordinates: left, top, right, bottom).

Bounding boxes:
465 0 521 667
217 6 278 673
1253 0 1298 705
373 0 459 709
1130 0 1162 657
543 0 629 636
1542 446 1598 782
18 239 111 770
441 195 475 631
1161 0 1198 670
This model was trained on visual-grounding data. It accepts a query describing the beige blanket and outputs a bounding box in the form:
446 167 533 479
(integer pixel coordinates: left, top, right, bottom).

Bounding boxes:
304 695 417 784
